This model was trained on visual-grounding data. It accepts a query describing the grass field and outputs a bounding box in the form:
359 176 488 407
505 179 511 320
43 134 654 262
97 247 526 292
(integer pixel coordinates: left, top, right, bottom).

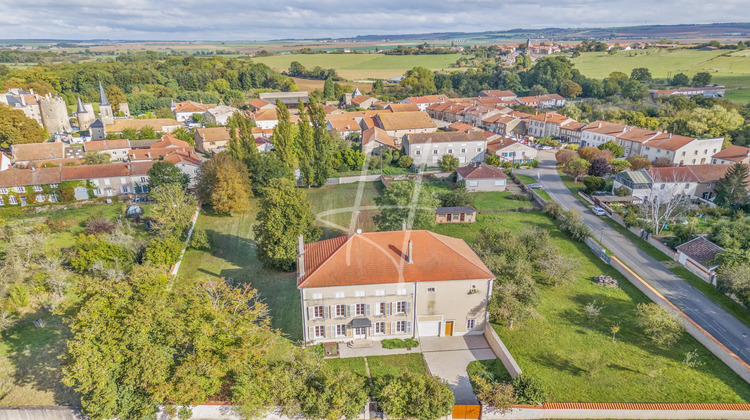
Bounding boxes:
306 181 385 238
254 53 462 81
472 191 535 212
325 353 428 381
433 211 750 403
570 48 750 103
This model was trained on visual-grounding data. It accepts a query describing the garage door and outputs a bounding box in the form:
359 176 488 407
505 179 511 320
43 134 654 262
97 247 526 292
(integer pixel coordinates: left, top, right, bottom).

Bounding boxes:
418 321 440 337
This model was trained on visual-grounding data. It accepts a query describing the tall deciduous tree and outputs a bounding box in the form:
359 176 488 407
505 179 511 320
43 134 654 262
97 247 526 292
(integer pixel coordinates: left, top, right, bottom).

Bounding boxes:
627 154 651 170
309 97 333 186
563 157 591 182
254 178 319 271
559 80 582 98
296 100 315 186
401 66 437 95
374 180 439 231
272 100 297 171
149 183 198 235
196 152 252 215
148 161 189 190
0 103 47 148
598 140 624 158
63 266 280 420
714 163 750 208
621 80 649 101
630 67 652 82
374 373 454 420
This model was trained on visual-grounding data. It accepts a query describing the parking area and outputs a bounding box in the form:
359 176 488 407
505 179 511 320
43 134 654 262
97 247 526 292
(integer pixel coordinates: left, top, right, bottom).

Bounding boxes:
421 335 496 405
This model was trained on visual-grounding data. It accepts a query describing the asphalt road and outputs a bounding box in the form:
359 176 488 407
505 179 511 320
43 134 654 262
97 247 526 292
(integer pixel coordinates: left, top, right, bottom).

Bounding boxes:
521 150 750 364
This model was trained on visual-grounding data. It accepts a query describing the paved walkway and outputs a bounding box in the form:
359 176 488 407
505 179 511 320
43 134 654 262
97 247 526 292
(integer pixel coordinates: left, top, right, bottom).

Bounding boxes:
422 336 496 405
337 340 422 358
519 151 750 364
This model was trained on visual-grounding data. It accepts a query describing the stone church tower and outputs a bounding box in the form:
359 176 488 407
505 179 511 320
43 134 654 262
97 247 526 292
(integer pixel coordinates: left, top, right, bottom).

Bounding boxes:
39 93 71 134
76 97 95 131
98 82 114 125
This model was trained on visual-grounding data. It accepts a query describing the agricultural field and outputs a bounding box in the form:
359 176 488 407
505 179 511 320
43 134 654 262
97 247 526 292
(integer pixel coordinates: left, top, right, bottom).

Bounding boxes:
290 77 373 94
254 53 463 81
570 48 750 103
433 211 750 403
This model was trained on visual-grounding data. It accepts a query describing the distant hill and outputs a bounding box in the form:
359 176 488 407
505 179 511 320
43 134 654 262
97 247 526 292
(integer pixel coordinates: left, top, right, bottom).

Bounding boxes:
334 22 750 43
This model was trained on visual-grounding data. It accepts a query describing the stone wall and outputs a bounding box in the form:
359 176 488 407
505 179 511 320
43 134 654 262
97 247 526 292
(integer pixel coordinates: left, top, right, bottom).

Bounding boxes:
483 324 522 378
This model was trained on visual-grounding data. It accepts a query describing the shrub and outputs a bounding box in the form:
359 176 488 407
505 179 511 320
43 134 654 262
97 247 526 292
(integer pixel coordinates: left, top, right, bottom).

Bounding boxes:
558 210 591 241
85 217 116 235
555 149 577 165
189 228 212 250
512 374 547 405
614 185 630 196
543 201 563 219
381 338 419 349
583 176 606 194
398 155 414 168
9 284 30 308
45 218 72 233
636 302 683 347
143 235 183 266
373 372 454 420
508 193 531 201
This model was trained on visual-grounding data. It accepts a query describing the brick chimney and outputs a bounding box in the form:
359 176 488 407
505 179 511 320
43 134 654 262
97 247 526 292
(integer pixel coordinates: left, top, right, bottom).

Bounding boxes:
407 240 413 264
402 219 406 231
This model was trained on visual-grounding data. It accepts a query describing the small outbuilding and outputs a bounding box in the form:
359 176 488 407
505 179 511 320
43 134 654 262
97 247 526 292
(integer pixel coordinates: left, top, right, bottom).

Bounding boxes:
435 206 477 224
675 236 723 285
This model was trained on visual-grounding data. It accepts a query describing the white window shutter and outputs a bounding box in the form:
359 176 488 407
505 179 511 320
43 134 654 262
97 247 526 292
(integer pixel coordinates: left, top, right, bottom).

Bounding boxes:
307 307 313 320
324 306 329 319
365 304 370 316
308 326 314 340
406 301 411 314
325 325 332 337
391 321 396 334
346 326 352 337
407 322 412 334
386 322 391 335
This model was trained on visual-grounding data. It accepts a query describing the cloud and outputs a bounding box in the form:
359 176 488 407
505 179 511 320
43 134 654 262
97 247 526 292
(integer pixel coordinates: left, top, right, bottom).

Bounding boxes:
0 0 747 40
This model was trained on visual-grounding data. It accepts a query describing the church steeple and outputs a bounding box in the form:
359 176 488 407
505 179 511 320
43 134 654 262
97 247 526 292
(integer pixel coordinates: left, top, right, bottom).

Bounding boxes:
76 97 86 113
98 81 110 106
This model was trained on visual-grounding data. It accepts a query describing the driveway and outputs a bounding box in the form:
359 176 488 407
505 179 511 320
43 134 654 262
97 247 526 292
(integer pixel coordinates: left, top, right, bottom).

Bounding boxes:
518 151 750 364
421 336 496 404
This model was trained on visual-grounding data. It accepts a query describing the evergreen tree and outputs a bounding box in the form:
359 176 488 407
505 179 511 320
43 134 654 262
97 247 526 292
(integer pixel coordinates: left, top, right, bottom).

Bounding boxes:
295 100 315 186
714 163 750 208
226 111 259 161
272 100 297 171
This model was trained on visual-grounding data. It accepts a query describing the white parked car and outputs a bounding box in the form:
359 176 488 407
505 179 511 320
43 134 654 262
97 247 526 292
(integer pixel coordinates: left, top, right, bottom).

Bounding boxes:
591 207 606 216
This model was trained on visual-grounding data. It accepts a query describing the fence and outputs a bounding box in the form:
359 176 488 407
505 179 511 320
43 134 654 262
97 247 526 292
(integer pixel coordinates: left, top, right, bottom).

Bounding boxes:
482 403 750 419
483 324 522 378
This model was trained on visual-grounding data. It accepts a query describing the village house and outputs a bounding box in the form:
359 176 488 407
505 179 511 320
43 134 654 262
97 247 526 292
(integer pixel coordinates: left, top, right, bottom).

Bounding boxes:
204 105 239 126
614 126 662 158
246 98 275 112
482 113 527 137
375 111 437 143
447 122 482 134
106 118 182 134
712 145 750 165
640 134 723 166
194 127 232 154
0 166 62 206
688 164 737 202
297 230 494 344
400 94 450 111
580 121 630 148
171 100 217 122
361 127 397 156
403 131 486 166
516 94 566 109
527 112 576 138
651 85 725 99
613 167 699 202
259 91 309 108
487 138 537 163
83 139 132 162
11 142 65 167
435 206 477 224
349 95 378 109
385 103 420 113
478 90 518 101
252 108 300 130
559 121 586 143
455 164 508 192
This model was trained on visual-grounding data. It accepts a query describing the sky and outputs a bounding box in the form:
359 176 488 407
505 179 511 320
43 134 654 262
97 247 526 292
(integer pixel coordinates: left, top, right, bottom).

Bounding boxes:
0 0 748 41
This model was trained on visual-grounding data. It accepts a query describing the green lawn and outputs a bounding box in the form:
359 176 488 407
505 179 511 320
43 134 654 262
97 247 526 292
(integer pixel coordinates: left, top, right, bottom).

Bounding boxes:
325 353 427 381
433 211 750 403
306 181 384 238
253 53 463 81
473 192 535 212
178 203 301 341
570 48 750 104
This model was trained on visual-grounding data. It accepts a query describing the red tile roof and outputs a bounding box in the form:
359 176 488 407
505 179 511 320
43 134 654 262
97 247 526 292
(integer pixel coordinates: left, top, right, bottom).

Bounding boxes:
406 131 485 144
12 142 65 162
646 166 699 183
387 103 420 113
84 139 131 151
712 145 750 162
456 164 508 180
298 230 494 288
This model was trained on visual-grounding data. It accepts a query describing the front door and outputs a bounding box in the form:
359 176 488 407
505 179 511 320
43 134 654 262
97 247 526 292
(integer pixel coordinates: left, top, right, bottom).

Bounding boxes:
460 213 465 222
446 214 452 222
444 321 454 336
354 327 367 339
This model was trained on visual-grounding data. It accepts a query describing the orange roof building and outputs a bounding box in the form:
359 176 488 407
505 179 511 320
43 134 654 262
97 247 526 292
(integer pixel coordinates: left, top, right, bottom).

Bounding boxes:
296 230 495 343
